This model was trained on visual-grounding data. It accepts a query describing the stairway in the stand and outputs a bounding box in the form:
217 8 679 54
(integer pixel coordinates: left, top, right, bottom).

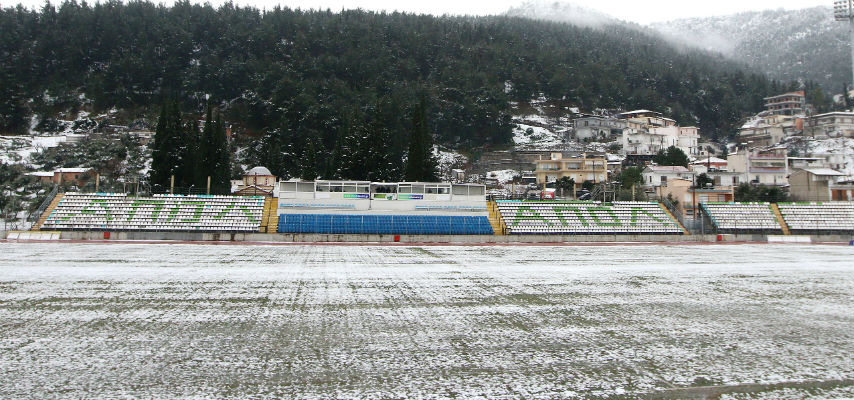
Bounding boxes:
658 202 690 235
259 198 279 234
487 201 506 235
769 203 791 235
30 193 64 231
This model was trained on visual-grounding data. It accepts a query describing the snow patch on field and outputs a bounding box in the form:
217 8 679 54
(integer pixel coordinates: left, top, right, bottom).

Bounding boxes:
0 243 853 399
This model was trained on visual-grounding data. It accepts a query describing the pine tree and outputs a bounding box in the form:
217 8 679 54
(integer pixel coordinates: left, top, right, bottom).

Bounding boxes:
653 146 689 168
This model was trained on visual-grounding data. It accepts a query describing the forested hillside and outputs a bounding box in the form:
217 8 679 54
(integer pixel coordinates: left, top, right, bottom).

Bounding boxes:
2 1 784 162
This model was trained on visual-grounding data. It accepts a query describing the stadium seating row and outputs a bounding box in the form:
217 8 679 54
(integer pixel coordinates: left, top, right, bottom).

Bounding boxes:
777 202 854 233
277 214 494 235
495 201 683 235
700 202 782 233
41 193 264 232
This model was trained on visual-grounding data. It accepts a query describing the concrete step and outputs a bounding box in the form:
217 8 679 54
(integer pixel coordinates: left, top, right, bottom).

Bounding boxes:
770 203 791 235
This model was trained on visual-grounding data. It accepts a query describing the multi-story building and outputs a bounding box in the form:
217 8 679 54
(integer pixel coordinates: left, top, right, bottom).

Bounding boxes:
738 125 784 148
804 112 854 138
788 157 827 172
689 157 728 174
572 115 627 141
763 91 805 116
619 110 700 156
622 128 668 156
727 147 788 186
534 152 607 192
810 152 848 172
676 126 700 156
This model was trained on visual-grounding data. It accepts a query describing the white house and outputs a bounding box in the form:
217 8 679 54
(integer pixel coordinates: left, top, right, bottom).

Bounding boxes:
642 165 694 187
573 115 626 140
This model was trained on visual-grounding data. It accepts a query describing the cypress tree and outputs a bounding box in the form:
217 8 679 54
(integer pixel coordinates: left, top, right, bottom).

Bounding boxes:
363 106 398 182
150 100 185 191
405 98 438 182
337 116 361 180
300 136 317 181
185 119 202 187
210 111 231 194
198 103 214 185
261 127 286 179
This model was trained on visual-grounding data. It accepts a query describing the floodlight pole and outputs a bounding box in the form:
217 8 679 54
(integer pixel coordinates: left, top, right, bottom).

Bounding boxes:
836 0 854 97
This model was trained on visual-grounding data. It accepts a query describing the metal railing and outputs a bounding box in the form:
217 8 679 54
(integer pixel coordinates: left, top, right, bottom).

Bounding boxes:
27 185 59 223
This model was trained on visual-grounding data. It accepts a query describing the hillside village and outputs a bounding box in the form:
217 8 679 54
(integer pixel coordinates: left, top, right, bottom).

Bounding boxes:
2 88 854 229
482 90 853 214
2 2 854 229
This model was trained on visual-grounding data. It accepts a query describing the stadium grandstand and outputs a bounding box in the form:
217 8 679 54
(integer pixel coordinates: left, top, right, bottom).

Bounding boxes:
494 201 685 235
39 193 265 232
26 184 853 239
275 181 493 235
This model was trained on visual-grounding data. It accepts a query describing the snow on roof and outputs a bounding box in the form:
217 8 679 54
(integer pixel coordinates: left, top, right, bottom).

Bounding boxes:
26 172 54 177
690 157 727 165
809 111 854 118
245 166 273 176
798 168 845 176
645 166 690 173
763 91 804 100
621 109 661 116
56 168 91 173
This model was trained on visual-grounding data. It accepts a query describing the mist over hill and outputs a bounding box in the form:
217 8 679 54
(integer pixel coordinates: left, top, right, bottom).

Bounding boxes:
505 0 622 29
649 6 846 91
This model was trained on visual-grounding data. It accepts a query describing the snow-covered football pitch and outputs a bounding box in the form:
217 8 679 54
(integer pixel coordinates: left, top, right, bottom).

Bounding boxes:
1 242 853 399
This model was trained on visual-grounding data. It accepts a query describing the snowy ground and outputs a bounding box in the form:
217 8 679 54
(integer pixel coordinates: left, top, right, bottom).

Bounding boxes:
513 121 566 148
1 243 853 399
0 135 67 164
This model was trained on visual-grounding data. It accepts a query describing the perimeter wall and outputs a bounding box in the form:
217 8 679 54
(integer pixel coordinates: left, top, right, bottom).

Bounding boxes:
2 231 853 244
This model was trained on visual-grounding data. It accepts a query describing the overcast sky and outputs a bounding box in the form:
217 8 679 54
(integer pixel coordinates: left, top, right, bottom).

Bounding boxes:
3 0 833 24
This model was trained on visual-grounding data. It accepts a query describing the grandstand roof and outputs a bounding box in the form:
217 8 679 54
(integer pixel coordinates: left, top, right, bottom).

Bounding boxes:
246 166 273 176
